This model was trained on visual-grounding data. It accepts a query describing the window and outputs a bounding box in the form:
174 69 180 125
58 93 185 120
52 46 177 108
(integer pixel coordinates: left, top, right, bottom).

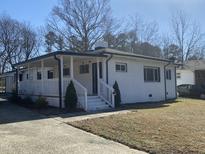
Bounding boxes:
99 62 103 79
176 73 181 79
63 68 70 76
80 64 89 74
115 63 127 72
48 70 54 79
166 69 171 80
37 72 42 80
144 67 160 82
19 74 23 82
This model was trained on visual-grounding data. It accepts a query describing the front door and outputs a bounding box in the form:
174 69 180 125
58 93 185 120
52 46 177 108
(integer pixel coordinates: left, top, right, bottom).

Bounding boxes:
92 63 98 95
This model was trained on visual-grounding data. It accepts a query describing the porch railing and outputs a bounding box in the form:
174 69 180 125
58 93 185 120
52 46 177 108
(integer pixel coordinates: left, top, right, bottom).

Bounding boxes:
19 79 59 96
72 79 88 111
99 79 115 108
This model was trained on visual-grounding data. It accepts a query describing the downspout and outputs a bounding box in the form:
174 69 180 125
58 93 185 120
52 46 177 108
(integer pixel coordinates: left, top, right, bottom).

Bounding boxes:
174 66 177 99
54 55 62 109
164 62 171 101
106 54 113 84
15 68 19 95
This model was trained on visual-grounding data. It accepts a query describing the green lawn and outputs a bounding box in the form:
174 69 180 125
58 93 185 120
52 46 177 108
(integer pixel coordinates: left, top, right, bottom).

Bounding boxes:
69 98 205 154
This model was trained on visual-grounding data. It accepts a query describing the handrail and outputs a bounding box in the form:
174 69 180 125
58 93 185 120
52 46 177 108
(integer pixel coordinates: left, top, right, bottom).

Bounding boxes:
99 79 114 92
72 78 88 111
99 79 115 108
72 79 87 92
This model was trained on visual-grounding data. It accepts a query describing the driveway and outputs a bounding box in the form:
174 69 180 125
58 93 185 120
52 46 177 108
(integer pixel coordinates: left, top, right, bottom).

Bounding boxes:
0 97 146 154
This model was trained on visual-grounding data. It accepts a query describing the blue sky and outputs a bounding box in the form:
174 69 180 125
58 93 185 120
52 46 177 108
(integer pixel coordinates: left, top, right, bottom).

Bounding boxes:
0 0 205 34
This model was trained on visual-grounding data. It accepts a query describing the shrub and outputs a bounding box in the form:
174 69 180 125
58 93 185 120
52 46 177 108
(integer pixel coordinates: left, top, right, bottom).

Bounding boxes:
113 81 121 107
24 96 33 104
22 96 34 108
9 90 22 103
64 81 78 110
35 96 48 109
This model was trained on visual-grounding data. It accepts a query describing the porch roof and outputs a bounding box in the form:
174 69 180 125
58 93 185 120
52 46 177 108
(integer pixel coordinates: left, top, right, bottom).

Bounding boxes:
13 48 178 68
13 51 107 67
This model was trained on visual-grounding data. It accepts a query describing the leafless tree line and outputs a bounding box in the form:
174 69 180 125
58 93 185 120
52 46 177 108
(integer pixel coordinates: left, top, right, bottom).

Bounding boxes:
162 11 205 63
45 0 205 63
1 0 205 74
44 0 161 57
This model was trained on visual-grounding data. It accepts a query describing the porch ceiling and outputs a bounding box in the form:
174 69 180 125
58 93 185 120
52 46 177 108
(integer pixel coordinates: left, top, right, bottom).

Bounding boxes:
17 55 105 69
13 51 107 68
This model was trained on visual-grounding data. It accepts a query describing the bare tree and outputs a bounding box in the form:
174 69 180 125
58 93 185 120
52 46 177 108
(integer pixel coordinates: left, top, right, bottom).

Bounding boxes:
0 15 39 73
171 11 204 64
0 15 21 72
44 30 65 52
19 24 39 60
48 0 112 52
129 15 159 45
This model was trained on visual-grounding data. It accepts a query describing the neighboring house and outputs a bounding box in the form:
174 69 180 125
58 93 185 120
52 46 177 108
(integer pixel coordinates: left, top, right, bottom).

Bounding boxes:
177 60 205 86
0 48 177 111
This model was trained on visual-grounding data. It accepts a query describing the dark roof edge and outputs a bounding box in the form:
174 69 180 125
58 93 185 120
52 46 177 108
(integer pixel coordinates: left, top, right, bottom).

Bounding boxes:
13 51 107 67
0 70 16 76
101 51 173 63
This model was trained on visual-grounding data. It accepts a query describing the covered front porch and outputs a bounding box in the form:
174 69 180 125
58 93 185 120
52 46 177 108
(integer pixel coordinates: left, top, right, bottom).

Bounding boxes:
16 53 115 111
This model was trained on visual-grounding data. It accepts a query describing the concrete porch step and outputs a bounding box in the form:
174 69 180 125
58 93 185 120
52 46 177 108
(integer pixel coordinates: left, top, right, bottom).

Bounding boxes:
87 96 111 111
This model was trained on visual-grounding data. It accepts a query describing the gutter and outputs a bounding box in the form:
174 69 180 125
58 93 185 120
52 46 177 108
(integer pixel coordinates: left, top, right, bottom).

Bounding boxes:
164 62 171 101
102 51 171 63
106 54 113 84
174 66 177 99
54 55 62 109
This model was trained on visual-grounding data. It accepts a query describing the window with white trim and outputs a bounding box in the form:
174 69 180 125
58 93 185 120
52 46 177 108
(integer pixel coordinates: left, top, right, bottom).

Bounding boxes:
80 64 89 74
166 69 171 80
115 63 127 72
144 67 160 82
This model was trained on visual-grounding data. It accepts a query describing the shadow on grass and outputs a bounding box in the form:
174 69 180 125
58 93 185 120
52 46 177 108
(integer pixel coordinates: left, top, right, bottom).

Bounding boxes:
0 94 180 124
116 99 180 110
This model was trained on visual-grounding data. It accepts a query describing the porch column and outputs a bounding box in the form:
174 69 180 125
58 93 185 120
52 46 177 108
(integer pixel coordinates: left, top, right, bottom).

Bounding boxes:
41 60 44 95
97 58 100 96
102 59 107 81
70 56 74 79
60 55 64 105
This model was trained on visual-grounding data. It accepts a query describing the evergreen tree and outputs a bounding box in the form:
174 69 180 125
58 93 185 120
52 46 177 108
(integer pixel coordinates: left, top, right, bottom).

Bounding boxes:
113 81 121 107
64 81 78 109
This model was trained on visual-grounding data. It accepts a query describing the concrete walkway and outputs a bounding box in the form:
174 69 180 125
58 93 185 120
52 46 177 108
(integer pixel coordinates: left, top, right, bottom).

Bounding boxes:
0 98 146 154
54 110 132 123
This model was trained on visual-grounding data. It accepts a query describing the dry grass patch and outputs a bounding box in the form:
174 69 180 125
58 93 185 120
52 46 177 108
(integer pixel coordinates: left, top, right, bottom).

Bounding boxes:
69 98 205 154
